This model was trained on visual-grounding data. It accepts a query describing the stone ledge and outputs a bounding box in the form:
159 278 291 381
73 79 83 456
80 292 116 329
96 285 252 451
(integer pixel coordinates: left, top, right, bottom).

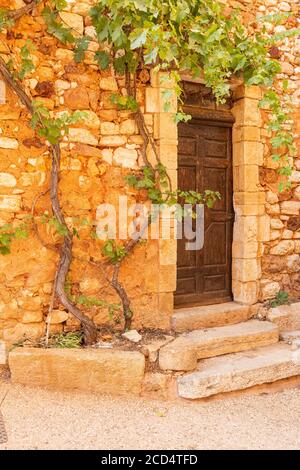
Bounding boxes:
9 348 145 396
267 302 300 331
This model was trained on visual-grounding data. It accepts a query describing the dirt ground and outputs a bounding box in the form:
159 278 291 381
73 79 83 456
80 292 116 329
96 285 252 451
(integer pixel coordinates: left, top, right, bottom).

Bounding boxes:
0 381 299 450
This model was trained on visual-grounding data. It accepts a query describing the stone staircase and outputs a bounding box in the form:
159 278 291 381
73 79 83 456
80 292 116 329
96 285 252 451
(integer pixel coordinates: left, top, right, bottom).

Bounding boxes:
161 302 300 399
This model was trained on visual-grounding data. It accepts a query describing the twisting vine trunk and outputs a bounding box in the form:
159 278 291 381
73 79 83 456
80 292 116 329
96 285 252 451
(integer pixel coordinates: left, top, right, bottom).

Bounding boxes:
7 1 38 22
111 263 132 331
50 145 98 344
0 57 98 345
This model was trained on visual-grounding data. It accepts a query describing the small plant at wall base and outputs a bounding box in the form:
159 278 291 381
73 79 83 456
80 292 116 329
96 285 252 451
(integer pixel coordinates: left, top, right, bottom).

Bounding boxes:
0 1 298 344
269 291 290 308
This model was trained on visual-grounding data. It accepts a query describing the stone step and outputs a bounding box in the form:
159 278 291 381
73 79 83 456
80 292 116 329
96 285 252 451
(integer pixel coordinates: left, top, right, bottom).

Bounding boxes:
159 320 279 371
280 330 300 349
172 302 253 332
177 343 300 399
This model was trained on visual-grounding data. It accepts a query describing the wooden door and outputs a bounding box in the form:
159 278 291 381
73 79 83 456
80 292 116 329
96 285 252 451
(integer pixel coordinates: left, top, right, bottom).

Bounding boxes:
175 118 234 307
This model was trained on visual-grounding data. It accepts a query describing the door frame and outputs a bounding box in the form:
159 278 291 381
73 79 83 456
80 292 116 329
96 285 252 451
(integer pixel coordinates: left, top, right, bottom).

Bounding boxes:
175 106 234 308
146 72 265 316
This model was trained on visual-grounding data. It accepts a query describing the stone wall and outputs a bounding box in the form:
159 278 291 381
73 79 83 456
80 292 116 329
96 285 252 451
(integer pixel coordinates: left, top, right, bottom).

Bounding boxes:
0 0 299 344
0 0 177 343
250 0 300 303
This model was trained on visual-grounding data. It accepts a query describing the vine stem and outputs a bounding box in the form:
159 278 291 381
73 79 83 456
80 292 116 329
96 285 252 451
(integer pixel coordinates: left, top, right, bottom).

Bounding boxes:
0 60 98 345
7 1 38 22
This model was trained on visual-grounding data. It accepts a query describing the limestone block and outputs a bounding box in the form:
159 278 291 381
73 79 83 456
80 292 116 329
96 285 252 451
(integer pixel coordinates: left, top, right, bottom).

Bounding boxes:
0 137 18 149
46 310 69 324
59 12 84 34
9 348 145 396
234 165 260 192
171 303 252 332
270 230 281 240
260 280 281 300
270 218 284 229
232 98 262 127
287 254 300 273
101 148 113 164
72 2 93 15
113 147 138 168
232 258 261 282
159 337 197 371
55 79 70 91
141 336 174 362
160 320 278 371
120 119 136 135
233 126 260 142
283 229 293 239
258 214 271 242
177 344 300 399
0 173 17 187
267 305 292 330
266 191 279 204
157 142 177 169
99 77 118 92
68 128 98 146
154 113 178 140
142 372 170 398
77 110 100 129
99 136 127 147
101 121 120 135
22 311 43 323
158 265 177 292
150 70 175 89
266 202 280 215
55 48 74 61
232 241 259 259
0 108 21 120
233 141 263 166
234 85 262 101
294 241 300 254
0 195 21 212
234 191 265 206
270 240 294 255
64 87 90 110
280 201 300 215
79 278 102 295
3 323 45 346
232 280 258 304
233 216 258 243
159 239 177 265
289 171 300 183
145 87 177 114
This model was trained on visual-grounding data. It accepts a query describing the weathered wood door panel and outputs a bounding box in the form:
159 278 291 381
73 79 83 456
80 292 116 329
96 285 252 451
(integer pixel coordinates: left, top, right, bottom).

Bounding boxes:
175 119 234 307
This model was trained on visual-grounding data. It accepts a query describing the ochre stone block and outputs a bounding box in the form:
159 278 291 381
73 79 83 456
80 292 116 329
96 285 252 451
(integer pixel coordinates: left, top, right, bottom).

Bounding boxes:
232 258 261 282
232 98 262 127
159 239 177 265
233 216 258 244
154 113 178 140
232 280 258 304
233 241 259 260
233 126 261 143
233 141 263 166
9 348 145 396
234 165 260 192
233 85 263 101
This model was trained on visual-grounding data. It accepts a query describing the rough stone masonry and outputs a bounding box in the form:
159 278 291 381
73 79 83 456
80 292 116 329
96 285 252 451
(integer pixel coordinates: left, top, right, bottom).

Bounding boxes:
0 0 299 345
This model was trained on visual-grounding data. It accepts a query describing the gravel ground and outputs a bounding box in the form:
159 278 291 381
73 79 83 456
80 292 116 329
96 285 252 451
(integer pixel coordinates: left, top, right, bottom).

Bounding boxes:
0 382 300 450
